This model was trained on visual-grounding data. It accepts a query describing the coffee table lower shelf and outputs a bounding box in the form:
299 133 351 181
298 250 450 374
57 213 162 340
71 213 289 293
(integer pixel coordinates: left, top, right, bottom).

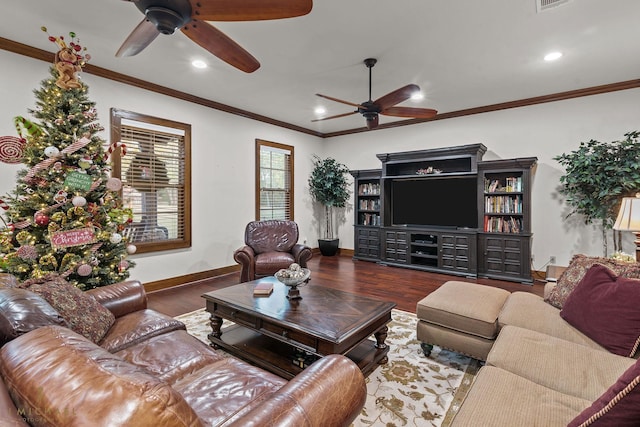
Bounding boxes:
208 324 389 379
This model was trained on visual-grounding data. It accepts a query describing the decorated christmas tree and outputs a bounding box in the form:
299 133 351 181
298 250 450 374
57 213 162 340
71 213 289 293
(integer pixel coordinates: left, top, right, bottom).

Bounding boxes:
0 29 135 289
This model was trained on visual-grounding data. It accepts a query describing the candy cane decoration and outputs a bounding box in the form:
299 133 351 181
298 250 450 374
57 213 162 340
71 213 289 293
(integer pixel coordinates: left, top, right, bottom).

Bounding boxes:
25 136 91 181
0 199 9 211
12 220 31 229
60 136 91 155
103 141 127 162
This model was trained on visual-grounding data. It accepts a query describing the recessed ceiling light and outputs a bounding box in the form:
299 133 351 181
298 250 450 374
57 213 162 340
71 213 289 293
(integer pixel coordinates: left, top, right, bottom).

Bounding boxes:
411 91 425 101
192 59 208 69
544 51 563 62
314 106 326 115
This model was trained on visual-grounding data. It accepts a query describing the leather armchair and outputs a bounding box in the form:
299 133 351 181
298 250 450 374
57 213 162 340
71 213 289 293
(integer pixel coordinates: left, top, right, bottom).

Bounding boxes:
234 220 313 283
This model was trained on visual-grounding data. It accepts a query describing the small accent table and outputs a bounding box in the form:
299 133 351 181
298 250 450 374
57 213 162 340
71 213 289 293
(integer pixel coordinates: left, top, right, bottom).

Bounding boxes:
202 276 396 379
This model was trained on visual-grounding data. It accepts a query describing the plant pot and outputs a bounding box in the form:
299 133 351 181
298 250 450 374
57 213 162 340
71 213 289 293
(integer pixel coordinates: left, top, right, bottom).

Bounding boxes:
318 238 339 256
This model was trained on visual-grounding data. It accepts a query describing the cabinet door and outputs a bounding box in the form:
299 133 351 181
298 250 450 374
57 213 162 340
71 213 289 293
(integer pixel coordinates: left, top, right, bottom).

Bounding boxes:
383 230 408 263
355 227 380 260
440 233 476 274
478 235 530 282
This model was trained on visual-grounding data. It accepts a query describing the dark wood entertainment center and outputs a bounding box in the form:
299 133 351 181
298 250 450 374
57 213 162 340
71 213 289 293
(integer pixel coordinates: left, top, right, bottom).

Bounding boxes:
350 144 537 283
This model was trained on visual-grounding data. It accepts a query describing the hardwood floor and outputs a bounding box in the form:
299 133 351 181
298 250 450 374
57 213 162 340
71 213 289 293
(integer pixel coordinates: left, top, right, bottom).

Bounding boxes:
147 255 546 317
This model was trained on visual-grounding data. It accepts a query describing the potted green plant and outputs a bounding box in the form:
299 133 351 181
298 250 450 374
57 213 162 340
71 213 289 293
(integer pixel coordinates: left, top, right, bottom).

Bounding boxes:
308 155 351 256
554 131 640 255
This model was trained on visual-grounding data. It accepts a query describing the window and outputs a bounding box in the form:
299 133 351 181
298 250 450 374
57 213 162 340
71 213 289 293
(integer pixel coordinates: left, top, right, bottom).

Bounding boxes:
110 109 191 253
256 140 294 220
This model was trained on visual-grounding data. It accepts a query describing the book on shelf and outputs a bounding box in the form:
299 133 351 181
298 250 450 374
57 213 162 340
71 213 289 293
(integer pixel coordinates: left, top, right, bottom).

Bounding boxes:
484 176 523 193
253 282 274 296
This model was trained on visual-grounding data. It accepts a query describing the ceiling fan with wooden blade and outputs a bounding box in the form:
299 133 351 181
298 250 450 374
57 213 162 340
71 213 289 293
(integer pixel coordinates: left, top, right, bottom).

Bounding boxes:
116 0 313 73
313 58 437 129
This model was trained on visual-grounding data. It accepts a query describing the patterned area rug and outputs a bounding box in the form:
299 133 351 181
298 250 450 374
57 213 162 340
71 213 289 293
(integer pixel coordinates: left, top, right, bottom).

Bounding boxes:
175 308 480 427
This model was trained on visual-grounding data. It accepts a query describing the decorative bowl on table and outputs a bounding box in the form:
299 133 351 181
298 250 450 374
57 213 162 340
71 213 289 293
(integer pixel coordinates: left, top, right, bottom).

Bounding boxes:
275 263 310 300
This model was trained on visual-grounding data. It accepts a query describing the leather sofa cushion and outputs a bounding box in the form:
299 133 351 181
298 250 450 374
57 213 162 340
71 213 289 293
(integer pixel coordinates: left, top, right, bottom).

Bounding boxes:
0 274 17 289
0 326 203 427
173 357 286 426
100 309 186 353
0 288 67 346
116 330 224 384
245 220 298 254
255 252 296 275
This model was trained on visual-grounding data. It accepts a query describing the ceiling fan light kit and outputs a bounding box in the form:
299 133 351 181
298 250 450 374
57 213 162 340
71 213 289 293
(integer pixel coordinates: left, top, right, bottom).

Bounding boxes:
117 0 313 72
314 58 438 130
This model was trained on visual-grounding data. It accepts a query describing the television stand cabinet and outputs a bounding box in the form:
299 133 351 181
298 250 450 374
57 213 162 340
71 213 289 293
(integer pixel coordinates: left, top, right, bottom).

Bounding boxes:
381 226 478 278
350 144 537 284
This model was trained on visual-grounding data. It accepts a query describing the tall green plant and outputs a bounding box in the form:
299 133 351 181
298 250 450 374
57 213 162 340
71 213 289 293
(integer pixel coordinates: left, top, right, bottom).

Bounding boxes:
554 131 640 254
308 155 350 239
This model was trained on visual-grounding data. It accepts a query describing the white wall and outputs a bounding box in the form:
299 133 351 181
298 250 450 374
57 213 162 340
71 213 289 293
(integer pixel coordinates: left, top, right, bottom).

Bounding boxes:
2 49 639 282
327 88 640 268
0 50 324 283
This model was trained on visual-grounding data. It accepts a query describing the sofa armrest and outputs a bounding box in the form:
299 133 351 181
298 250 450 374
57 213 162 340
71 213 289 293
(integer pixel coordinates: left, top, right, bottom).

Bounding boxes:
85 280 147 318
291 244 313 267
543 281 556 300
233 245 256 283
0 376 29 426
228 354 366 427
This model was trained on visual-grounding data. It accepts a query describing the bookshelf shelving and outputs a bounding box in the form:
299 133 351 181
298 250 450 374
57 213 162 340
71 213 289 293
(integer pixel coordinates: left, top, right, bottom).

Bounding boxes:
477 158 537 283
350 169 382 261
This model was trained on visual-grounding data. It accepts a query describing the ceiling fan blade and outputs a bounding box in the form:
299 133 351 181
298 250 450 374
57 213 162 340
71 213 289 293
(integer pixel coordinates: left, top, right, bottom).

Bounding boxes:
311 111 358 122
190 0 312 21
315 94 362 108
381 107 438 119
181 21 260 73
373 84 421 111
116 18 160 57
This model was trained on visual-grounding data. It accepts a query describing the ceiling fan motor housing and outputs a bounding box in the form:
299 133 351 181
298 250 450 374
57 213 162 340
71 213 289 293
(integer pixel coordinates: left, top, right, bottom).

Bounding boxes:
136 0 192 34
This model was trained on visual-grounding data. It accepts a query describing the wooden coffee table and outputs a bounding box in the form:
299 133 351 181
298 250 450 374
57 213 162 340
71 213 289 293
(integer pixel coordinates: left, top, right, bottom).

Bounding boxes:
202 277 396 379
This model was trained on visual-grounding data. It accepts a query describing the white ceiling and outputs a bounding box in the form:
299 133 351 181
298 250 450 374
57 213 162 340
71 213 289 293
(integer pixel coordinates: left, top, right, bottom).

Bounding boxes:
3 0 640 135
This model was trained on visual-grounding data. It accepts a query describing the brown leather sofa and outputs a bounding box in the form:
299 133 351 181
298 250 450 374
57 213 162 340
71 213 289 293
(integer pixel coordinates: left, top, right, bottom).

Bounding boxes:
0 277 366 426
233 220 313 282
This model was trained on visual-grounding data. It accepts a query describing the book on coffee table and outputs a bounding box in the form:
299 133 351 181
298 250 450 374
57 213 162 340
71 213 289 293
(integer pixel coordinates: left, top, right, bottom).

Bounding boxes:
253 282 274 296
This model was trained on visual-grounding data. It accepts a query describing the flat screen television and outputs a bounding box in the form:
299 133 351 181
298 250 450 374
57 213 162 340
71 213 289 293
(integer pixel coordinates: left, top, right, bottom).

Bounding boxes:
391 176 478 228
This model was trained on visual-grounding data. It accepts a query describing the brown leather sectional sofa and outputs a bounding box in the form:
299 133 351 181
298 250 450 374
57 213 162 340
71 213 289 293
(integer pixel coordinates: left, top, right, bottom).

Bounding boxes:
0 276 366 426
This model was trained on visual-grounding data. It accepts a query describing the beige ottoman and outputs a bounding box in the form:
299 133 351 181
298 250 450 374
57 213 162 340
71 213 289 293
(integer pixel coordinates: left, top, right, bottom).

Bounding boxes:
416 281 510 361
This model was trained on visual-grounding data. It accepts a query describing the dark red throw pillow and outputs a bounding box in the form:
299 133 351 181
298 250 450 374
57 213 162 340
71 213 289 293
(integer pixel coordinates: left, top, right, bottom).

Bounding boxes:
568 358 640 426
560 264 640 357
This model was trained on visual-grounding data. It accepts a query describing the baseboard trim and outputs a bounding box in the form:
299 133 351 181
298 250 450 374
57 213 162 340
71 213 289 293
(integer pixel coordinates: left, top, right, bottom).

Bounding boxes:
144 249 354 292
144 265 240 293
311 247 355 257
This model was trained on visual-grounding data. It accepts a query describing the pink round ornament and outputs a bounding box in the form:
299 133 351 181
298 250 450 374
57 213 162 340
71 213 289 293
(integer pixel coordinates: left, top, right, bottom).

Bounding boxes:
106 177 122 192
77 264 92 277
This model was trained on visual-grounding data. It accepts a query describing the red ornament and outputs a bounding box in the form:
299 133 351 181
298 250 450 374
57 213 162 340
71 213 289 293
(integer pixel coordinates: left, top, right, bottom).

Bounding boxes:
34 212 50 226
